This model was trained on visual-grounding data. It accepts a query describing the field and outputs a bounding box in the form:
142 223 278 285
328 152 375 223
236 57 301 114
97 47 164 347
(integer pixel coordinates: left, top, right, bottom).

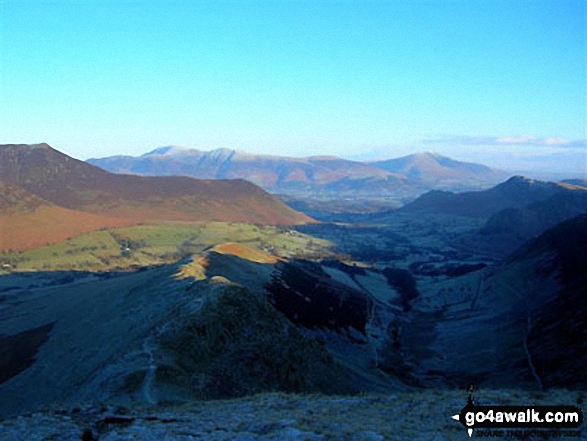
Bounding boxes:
0 222 333 272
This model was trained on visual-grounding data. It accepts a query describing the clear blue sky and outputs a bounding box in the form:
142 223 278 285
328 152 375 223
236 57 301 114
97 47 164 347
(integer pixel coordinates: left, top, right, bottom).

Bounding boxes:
0 0 585 175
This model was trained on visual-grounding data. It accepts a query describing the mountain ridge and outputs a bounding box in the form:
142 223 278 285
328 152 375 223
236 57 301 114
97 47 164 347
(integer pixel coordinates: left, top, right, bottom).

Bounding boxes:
88 147 510 196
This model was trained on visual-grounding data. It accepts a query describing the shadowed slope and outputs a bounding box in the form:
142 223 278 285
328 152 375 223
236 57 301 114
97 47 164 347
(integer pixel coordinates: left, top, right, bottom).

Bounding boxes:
402 176 584 218
398 215 587 389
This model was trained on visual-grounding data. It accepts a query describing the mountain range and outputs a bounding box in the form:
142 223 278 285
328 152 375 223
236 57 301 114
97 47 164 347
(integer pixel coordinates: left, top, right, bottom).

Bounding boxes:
88 148 511 197
0 144 310 252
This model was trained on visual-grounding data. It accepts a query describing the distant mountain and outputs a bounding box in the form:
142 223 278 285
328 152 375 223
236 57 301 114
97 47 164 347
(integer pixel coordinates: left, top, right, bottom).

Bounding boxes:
88 147 408 196
401 176 582 218
0 144 311 245
370 152 510 189
88 148 509 198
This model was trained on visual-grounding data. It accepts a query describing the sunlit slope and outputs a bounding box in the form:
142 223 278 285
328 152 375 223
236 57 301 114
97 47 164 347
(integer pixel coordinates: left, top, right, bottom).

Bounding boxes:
0 182 133 252
1 222 332 271
370 151 509 189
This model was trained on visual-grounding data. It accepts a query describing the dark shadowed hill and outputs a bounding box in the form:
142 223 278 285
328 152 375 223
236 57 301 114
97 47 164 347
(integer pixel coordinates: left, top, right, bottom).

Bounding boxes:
508 214 587 388
0 144 311 225
401 176 583 218
458 190 587 256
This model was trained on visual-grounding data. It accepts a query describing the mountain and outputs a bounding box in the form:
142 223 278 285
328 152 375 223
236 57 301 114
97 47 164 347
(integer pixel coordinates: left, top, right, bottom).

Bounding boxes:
2 216 585 417
88 147 408 196
508 215 587 387
369 152 510 189
0 144 310 225
401 176 583 218
89 148 510 199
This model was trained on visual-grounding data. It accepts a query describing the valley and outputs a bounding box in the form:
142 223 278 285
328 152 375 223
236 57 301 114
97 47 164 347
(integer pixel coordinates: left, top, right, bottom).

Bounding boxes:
0 143 586 440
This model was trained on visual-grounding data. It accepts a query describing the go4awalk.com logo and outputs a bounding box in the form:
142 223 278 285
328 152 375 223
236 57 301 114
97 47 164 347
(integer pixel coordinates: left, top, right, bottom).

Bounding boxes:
451 390 583 438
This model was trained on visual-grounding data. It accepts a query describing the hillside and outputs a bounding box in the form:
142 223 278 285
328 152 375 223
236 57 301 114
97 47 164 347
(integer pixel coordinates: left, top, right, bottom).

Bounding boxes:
0 182 134 252
2 217 585 420
401 176 582 218
0 181 50 214
0 247 405 417
394 214 587 389
0 144 310 225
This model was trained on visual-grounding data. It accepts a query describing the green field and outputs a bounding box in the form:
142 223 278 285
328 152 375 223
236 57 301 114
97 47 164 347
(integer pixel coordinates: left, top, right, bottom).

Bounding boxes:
0 222 333 272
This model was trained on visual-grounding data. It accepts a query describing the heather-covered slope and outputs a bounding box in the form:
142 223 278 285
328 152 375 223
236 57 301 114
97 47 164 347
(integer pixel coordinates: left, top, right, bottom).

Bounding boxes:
0 182 133 252
0 144 311 225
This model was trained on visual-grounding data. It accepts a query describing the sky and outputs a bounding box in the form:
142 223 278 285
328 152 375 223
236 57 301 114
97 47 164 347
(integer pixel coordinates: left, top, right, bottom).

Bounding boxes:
0 0 585 176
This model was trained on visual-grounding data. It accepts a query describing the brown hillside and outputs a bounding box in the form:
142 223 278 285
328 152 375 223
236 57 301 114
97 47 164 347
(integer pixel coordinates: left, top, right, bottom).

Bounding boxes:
0 181 50 214
0 144 311 225
0 183 134 252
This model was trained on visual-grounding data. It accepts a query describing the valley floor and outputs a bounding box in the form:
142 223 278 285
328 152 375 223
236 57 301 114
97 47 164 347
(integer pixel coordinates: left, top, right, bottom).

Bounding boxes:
1 389 584 440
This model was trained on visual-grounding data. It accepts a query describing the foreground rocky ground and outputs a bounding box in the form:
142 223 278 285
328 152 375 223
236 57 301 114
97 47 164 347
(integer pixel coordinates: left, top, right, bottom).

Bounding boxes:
1 390 584 440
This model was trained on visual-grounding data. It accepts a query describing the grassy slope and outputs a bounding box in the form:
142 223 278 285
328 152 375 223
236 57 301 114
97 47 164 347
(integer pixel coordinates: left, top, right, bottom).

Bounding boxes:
0 222 333 272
